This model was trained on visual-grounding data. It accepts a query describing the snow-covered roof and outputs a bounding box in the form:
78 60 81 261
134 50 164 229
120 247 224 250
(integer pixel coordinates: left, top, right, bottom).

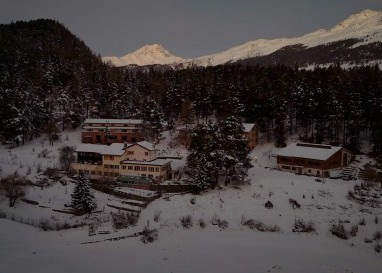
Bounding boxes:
277 143 342 161
75 144 107 154
101 143 131 156
121 158 172 166
135 141 156 151
75 143 132 156
242 123 256 133
84 118 143 125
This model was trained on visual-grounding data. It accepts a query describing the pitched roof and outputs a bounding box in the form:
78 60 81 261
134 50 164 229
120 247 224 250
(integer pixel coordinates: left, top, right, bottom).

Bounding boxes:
75 144 107 154
135 141 156 151
84 118 143 124
277 143 343 161
242 123 256 133
102 143 131 156
75 143 132 156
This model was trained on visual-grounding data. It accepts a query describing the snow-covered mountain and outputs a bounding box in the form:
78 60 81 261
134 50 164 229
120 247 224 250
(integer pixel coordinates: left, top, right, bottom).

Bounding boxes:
187 9 382 67
103 44 187 67
104 9 382 68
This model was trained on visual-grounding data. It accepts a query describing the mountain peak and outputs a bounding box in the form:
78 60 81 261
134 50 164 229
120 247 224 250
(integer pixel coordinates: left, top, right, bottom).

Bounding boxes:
103 44 185 66
331 9 382 31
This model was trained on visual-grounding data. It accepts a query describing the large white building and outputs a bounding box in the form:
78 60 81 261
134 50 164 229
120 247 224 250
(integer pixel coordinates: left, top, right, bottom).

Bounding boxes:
72 141 172 184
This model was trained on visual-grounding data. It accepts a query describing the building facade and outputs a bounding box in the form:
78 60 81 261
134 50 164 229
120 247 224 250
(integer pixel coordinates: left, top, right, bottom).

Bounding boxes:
277 143 353 177
72 141 172 182
242 123 258 150
81 119 144 144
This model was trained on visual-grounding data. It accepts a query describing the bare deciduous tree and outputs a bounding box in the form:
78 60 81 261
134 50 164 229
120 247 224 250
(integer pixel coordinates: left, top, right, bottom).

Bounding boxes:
0 172 27 207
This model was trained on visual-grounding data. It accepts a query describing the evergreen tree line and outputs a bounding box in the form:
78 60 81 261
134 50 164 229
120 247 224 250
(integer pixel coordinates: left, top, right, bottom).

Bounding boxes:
131 64 382 155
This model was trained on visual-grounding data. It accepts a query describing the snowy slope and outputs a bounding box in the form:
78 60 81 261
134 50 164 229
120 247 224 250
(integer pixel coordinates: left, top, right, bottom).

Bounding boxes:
103 44 187 67
187 9 382 67
1 130 382 272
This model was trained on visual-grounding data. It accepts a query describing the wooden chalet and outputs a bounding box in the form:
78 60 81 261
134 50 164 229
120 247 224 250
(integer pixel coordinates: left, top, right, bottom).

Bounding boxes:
277 143 354 177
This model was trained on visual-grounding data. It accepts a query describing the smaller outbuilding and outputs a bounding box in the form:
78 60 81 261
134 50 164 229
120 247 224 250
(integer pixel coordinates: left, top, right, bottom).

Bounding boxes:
277 143 354 177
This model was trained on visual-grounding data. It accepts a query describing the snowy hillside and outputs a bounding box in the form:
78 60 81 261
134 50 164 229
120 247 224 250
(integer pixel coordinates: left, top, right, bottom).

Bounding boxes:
0 130 381 272
187 9 382 66
103 9 382 67
103 44 187 67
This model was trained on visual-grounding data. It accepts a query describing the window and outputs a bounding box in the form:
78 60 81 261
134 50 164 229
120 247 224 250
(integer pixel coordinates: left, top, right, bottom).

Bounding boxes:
134 166 140 171
128 166 133 170
122 136 127 141
122 166 126 170
141 167 147 171
148 167 154 172
104 164 108 168
127 151 134 155
155 167 159 172
145 152 149 156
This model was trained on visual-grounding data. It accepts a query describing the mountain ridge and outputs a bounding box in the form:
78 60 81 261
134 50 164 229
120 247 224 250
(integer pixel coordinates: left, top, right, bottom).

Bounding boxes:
103 9 382 68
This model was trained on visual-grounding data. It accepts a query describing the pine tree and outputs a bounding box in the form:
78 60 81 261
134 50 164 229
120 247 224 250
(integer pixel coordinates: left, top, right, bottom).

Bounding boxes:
71 171 96 213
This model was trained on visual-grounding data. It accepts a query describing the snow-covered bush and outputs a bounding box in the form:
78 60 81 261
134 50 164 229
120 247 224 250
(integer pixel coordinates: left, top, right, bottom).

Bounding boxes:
288 198 301 209
373 231 382 241
153 210 162 222
38 148 51 158
180 215 193 229
242 219 280 232
330 224 349 240
293 218 316 233
217 219 229 230
140 226 158 244
350 225 358 237
374 243 381 253
111 212 138 229
359 218 366 226
199 218 206 229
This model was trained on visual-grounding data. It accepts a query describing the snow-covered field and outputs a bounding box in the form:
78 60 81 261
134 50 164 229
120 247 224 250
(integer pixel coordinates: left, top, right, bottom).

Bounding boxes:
0 129 381 273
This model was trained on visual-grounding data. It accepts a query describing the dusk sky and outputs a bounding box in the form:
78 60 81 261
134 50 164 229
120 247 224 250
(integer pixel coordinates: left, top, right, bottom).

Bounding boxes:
1 0 382 58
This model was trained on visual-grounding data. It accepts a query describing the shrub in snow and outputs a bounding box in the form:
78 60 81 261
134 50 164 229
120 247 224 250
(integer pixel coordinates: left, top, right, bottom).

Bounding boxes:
38 218 54 231
373 231 382 241
375 215 379 225
350 225 358 237
199 218 206 229
217 219 229 230
264 200 273 209
38 148 51 158
288 198 301 209
26 166 31 175
180 215 193 229
140 226 158 244
330 224 349 240
359 218 366 226
365 238 373 243
153 210 162 222
242 219 280 232
111 212 138 229
190 197 196 205
293 218 316 233
375 243 381 253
